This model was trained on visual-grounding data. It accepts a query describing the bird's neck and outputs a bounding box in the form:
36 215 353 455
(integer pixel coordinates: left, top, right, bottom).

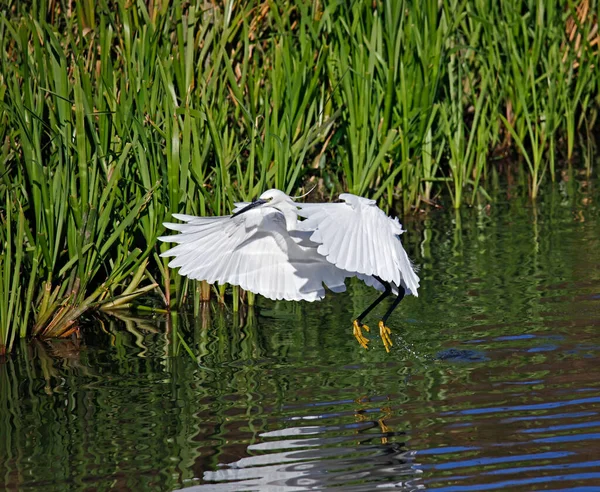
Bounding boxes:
282 209 299 230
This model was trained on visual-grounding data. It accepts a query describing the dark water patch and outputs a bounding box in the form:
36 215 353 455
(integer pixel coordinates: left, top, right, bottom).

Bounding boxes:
435 348 489 362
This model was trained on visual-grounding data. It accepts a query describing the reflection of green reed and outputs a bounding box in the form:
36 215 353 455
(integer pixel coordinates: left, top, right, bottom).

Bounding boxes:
0 318 227 489
411 180 598 346
1 0 598 354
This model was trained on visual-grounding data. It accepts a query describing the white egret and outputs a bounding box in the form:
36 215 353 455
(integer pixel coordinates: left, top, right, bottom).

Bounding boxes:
159 189 419 351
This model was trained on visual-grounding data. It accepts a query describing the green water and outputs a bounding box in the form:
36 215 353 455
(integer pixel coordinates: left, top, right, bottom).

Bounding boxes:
2 183 600 491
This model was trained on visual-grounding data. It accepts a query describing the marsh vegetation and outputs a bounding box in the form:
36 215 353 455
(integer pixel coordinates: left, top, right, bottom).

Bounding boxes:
1 0 599 354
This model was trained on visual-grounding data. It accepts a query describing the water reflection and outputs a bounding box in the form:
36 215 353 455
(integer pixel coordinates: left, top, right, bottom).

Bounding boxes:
197 416 424 491
1 185 599 490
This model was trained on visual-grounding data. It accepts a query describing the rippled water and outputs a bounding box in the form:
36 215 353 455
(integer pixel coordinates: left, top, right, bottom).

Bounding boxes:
1 184 599 491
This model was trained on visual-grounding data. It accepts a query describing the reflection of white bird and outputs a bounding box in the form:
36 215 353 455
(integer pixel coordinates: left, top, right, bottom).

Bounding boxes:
159 189 419 351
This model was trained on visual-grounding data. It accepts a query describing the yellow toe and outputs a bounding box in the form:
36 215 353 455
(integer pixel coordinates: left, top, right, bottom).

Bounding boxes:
353 319 370 349
378 418 390 434
378 321 393 353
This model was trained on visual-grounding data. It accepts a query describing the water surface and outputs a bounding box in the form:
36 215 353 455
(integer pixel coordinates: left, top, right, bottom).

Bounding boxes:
2 184 599 491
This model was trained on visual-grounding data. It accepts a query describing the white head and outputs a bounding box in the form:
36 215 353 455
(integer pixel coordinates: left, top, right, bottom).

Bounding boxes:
258 189 296 209
232 189 297 218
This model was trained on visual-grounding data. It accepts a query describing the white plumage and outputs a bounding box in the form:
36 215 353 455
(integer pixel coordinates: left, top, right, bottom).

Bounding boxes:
296 193 420 296
159 189 420 351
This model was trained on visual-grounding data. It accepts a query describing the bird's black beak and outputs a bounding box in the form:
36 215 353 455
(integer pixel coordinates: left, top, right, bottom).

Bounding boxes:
231 199 267 218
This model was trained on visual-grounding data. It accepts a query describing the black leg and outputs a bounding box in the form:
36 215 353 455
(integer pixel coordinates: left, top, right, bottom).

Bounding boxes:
381 286 406 324
356 276 391 323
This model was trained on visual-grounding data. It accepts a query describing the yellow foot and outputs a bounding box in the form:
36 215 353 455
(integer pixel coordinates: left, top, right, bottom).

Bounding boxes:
378 321 393 353
378 418 390 434
378 418 390 444
353 319 370 350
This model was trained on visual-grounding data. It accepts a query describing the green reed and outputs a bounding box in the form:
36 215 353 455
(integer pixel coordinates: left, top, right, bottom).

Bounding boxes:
0 0 598 354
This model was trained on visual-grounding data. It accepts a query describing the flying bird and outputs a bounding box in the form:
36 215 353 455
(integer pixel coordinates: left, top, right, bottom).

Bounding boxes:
159 189 420 352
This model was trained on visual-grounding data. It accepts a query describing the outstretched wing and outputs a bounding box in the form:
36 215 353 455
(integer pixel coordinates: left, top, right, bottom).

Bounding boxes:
159 207 347 302
296 193 420 295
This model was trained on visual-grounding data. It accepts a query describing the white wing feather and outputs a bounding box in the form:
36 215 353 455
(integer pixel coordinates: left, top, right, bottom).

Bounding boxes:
159 208 347 302
297 193 420 296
